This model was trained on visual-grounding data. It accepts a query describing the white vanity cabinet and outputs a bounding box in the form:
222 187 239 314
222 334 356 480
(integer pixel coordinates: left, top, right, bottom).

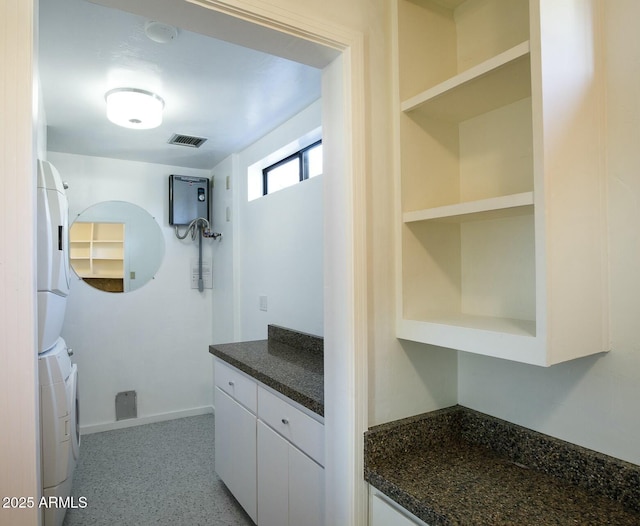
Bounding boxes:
370 491 429 526
393 0 608 365
257 387 324 526
214 360 258 523
213 357 324 526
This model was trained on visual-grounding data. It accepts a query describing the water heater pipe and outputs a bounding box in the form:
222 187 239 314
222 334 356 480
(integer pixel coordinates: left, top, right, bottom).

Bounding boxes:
174 217 221 292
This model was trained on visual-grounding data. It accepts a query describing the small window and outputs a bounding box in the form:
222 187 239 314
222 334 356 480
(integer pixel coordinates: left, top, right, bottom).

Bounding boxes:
262 140 322 196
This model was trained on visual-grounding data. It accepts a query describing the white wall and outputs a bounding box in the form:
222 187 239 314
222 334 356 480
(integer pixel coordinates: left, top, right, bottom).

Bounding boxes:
52 152 216 432
210 154 238 344
223 100 324 340
366 0 458 425
458 0 640 466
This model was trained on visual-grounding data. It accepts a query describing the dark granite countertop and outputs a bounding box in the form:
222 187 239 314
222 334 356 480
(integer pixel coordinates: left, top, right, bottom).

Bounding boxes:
365 405 640 526
209 325 324 417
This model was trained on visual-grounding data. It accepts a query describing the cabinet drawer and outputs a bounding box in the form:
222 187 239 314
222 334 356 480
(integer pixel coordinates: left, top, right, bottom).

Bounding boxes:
258 386 324 466
215 358 257 414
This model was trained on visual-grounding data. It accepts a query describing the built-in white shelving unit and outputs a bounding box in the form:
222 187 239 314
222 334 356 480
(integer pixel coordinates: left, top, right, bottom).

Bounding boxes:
69 222 125 280
393 0 608 365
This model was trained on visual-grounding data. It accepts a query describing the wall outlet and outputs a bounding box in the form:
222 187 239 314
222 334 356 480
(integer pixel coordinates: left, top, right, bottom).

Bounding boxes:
259 295 268 311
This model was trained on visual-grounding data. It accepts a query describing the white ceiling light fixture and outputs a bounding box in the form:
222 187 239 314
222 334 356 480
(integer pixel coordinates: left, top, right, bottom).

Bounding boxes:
105 88 165 129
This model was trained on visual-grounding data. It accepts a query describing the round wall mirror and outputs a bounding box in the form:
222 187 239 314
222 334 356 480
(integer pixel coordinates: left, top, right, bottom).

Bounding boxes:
69 201 164 293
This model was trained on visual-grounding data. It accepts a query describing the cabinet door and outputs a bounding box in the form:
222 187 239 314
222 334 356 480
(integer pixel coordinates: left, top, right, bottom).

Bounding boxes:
214 388 232 488
257 420 289 526
289 444 324 526
215 388 257 523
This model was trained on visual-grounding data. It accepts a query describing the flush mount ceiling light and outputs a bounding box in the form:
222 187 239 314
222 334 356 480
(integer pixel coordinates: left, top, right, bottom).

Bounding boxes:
105 88 165 130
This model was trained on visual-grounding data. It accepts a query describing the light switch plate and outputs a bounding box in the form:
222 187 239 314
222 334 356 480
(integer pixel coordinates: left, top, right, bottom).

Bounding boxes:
259 295 268 311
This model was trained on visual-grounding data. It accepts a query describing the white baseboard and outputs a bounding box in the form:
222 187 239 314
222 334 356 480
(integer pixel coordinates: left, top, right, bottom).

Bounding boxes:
80 405 214 435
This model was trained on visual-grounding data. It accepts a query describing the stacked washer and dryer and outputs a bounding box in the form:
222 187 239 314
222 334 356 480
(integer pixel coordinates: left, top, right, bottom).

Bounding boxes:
37 159 80 526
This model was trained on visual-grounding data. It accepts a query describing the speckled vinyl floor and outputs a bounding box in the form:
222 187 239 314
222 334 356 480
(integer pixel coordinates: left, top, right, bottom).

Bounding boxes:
62 414 255 526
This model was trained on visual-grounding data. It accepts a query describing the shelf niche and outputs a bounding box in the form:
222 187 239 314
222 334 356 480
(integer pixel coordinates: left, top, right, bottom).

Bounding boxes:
394 0 608 366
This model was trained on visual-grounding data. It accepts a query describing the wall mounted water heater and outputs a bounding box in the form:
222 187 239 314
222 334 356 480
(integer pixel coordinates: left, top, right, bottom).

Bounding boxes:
169 175 210 225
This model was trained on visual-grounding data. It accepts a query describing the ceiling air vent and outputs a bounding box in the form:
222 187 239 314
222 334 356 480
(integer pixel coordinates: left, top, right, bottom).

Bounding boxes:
168 133 208 148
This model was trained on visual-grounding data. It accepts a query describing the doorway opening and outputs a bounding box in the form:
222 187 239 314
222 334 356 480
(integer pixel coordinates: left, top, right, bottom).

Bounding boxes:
39 0 368 523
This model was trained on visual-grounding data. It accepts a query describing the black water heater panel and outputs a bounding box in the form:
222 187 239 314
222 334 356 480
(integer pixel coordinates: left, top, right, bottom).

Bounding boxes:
169 175 210 225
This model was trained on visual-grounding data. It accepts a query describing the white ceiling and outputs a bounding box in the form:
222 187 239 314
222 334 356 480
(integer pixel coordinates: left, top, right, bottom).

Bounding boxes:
39 0 326 170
